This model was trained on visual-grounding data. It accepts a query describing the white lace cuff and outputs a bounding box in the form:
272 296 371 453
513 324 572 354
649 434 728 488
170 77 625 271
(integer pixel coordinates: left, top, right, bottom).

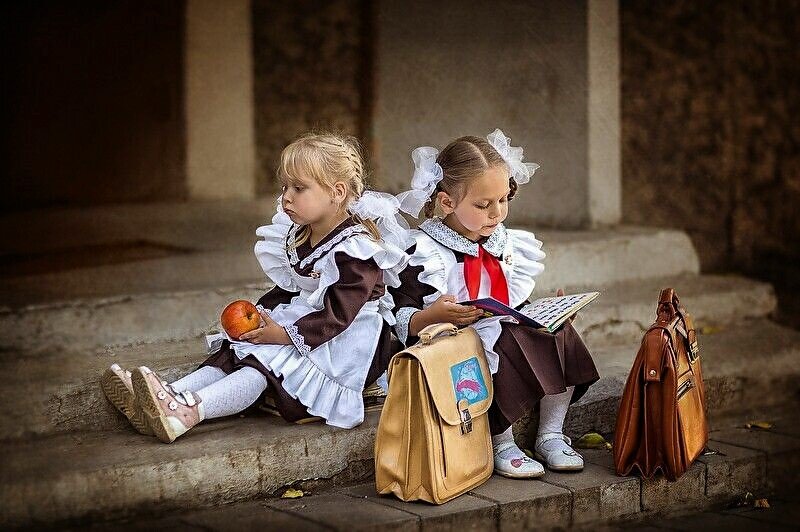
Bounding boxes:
395 306 421 346
285 324 312 355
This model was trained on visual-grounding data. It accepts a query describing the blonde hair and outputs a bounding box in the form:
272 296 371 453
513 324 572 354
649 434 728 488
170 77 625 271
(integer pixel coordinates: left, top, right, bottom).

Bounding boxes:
277 131 381 247
423 135 518 218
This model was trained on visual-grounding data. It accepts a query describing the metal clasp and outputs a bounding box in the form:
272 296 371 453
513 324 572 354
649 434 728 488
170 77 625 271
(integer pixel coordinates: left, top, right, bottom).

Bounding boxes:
458 399 472 435
688 340 700 363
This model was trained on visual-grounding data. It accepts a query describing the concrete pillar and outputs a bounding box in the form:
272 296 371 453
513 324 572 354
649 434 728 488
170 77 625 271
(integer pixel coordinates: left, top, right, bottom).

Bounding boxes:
587 0 621 226
185 0 256 199
373 0 621 228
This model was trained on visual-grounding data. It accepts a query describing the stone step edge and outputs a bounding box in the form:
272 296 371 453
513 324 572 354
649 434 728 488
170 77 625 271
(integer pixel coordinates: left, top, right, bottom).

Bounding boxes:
0 270 772 356
2 355 798 529
8 284 778 439
8 417 799 530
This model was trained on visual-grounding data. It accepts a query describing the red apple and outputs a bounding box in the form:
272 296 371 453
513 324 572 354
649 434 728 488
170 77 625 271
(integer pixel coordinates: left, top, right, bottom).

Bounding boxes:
221 300 261 339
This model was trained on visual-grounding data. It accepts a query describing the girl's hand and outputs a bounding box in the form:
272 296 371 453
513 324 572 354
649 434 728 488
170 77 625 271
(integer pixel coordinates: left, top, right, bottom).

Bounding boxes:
238 310 292 345
556 288 577 323
425 295 485 327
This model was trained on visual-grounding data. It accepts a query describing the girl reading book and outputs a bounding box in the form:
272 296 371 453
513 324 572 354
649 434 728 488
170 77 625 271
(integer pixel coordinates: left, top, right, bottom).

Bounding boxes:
389 129 599 478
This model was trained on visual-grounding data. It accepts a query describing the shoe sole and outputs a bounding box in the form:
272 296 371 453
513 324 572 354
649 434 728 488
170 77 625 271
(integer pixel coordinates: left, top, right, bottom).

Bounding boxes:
534 451 584 472
131 367 179 444
495 469 545 479
100 366 153 436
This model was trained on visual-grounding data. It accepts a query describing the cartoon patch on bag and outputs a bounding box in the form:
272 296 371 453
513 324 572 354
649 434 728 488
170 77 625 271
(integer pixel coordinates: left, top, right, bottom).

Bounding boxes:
450 357 488 405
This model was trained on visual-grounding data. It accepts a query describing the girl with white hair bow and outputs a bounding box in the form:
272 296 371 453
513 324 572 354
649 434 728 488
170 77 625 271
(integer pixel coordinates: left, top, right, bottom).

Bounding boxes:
390 128 599 478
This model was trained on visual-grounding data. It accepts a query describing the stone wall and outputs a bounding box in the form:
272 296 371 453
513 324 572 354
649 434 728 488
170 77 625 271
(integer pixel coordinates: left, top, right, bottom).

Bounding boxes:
620 0 800 290
1 1 186 209
251 0 371 193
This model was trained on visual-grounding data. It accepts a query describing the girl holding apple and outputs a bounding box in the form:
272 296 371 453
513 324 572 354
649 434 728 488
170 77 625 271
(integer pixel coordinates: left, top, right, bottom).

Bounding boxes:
102 132 409 443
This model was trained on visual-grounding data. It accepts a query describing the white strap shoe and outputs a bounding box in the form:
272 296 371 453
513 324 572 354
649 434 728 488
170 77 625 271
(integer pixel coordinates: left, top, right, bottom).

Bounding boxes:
493 441 545 479
534 432 584 471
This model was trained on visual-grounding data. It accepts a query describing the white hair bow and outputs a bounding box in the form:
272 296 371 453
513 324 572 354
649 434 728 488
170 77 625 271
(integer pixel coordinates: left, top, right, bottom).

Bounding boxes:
396 146 443 218
349 190 410 249
486 128 539 185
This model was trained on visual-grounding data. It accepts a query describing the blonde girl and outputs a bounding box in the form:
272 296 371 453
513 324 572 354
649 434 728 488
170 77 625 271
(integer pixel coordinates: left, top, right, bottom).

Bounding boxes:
102 132 408 443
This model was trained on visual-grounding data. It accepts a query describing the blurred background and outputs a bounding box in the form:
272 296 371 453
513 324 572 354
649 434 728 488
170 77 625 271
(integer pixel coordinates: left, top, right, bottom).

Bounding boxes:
1 0 798 324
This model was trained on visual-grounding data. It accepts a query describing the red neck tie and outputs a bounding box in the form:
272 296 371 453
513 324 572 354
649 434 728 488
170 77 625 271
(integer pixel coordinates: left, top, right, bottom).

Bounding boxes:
463 246 509 304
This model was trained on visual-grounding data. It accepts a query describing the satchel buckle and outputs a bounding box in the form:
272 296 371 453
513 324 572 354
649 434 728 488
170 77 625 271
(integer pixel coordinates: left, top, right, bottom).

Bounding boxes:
688 340 700 363
458 399 472 435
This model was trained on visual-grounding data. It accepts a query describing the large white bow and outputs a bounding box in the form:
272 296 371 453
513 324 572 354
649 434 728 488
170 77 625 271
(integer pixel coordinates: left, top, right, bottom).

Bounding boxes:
486 128 539 185
396 146 443 218
350 190 410 249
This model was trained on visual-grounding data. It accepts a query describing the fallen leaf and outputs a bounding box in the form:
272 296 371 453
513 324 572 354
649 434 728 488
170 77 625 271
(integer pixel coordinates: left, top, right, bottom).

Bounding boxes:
754 498 770 508
702 447 726 457
281 488 304 499
574 432 610 450
744 421 773 430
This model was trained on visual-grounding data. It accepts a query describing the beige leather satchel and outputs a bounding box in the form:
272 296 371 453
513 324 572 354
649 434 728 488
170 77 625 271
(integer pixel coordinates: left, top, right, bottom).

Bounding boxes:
374 322 494 504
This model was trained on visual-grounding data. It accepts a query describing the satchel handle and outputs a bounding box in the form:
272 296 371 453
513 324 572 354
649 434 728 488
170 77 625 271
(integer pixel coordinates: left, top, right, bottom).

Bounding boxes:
418 323 459 345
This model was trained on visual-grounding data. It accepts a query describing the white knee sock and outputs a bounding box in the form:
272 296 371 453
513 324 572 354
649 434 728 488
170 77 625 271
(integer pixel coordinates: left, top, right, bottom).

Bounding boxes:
170 366 227 392
195 366 268 419
492 427 526 459
537 386 574 437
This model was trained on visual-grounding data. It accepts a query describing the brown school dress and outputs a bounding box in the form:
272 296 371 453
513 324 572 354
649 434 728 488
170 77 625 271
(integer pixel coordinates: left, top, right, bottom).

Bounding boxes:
201 217 399 422
389 221 599 435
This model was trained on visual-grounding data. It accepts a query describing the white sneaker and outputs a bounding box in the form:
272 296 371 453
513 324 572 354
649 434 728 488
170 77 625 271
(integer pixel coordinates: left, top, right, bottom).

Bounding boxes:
493 441 545 479
534 432 584 471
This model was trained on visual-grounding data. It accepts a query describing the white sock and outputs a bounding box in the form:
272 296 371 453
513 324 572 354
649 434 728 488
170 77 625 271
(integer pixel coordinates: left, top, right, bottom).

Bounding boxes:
537 386 574 451
492 427 526 459
170 366 226 393
195 366 268 419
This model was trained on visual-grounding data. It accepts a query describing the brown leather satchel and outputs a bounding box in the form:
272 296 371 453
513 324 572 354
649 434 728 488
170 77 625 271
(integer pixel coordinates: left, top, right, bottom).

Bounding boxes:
613 288 708 481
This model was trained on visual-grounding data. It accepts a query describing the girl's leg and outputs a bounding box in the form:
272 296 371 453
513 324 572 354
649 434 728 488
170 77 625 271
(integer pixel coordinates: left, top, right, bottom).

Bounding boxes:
169 366 227 393
492 427 544 479
534 386 584 471
131 366 266 443
194 366 268 419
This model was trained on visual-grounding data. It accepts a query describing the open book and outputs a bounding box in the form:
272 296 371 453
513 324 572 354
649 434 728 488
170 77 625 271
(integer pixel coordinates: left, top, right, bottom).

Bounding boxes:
461 291 600 333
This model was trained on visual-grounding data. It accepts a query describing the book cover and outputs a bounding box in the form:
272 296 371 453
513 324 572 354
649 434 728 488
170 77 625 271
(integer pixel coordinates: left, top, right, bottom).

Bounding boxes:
461 292 600 333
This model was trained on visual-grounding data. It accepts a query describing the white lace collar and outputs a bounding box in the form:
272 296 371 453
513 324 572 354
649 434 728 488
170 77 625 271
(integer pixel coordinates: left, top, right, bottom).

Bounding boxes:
286 222 369 269
418 217 507 258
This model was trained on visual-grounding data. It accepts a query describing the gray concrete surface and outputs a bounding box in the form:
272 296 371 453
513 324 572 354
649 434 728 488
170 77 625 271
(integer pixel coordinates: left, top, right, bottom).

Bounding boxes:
61 417 800 531
0 278 781 438
2 319 799 527
0 235 705 352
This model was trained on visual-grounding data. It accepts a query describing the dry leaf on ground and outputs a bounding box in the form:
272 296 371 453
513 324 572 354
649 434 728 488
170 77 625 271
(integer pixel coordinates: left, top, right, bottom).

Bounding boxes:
574 432 610 450
281 488 305 499
744 421 773 430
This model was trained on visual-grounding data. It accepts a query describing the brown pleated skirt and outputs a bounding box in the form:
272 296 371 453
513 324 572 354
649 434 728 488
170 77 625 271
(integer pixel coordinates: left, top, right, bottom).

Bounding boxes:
487 321 599 435
199 322 398 423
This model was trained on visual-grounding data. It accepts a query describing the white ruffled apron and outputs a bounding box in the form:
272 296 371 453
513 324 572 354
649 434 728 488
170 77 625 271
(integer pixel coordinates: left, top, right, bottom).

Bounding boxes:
207 220 406 430
406 225 546 375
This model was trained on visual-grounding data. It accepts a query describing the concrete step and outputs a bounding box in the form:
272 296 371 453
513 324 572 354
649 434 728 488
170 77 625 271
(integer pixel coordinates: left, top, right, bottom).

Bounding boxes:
0 226 699 351
0 274 775 438
2 319 799 527
88 416 800 531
